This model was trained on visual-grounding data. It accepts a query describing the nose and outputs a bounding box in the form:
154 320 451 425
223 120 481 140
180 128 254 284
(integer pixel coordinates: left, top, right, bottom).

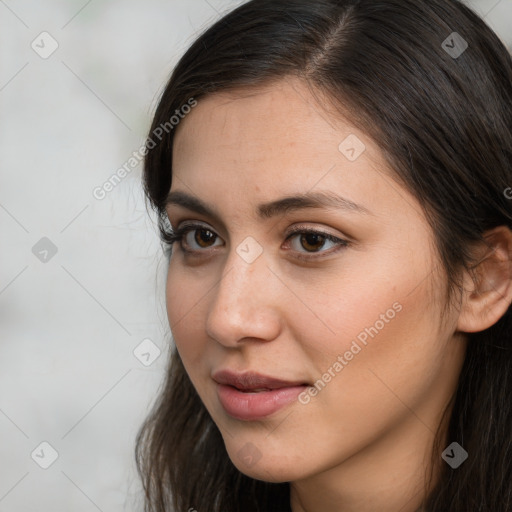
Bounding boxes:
205 248 283 347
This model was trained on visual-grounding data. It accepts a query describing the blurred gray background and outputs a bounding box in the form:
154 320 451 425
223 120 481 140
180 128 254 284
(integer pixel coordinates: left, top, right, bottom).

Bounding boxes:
0 0 510 511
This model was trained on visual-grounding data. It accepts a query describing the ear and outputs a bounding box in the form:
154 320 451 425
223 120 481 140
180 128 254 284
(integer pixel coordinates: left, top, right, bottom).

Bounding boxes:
457 226 512 333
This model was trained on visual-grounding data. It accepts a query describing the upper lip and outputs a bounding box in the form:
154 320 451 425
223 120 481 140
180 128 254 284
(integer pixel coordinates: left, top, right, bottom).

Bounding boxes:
212 369 308 391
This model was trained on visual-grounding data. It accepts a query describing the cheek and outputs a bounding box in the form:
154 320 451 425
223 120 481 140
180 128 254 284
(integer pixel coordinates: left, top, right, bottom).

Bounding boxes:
165 264 208 365
305 272 448 425
293 255 434 364
298 251 447 400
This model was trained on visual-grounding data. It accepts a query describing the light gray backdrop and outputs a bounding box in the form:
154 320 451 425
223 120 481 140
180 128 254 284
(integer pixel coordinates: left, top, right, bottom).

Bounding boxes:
0 0 510 511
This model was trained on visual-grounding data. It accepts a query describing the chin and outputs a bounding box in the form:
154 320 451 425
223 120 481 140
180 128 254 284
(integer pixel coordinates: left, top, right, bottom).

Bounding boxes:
231 460 302 483
224 440 313 483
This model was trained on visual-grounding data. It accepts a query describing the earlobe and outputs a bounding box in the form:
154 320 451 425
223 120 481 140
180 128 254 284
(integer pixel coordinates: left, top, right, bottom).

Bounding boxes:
456 226 512 333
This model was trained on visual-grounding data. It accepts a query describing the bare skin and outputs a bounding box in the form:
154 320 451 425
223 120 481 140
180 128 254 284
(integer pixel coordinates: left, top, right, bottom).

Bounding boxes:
164 77 512 512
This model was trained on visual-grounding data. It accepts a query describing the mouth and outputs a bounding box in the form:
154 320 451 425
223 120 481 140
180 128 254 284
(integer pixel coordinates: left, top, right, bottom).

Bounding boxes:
212 369 310 420
212 369 309 391
236 388 273 393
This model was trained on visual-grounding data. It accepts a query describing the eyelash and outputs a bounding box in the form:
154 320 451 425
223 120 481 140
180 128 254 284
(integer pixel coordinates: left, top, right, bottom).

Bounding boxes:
161 222 349 262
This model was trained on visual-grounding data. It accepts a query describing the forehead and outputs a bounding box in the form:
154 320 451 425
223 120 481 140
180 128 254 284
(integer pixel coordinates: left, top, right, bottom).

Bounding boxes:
172 77 387 185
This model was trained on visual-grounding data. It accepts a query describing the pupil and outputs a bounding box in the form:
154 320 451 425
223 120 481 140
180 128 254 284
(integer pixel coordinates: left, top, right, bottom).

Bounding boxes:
196 229 215 247
302 233 324 251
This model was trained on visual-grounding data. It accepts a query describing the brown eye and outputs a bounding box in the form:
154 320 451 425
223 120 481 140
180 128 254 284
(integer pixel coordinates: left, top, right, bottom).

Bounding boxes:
192 228 217 248
285 227 349 261
168 223 224 254
299 233 327 252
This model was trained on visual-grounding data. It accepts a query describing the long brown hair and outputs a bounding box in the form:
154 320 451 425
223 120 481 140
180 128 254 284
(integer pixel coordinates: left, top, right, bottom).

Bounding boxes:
135 1 512 510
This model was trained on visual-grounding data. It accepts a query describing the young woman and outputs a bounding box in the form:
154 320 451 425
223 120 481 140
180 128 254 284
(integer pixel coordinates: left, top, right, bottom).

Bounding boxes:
135 1 512 510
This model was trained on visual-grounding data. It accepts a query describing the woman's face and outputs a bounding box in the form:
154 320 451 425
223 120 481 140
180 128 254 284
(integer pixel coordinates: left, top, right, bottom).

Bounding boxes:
165 77 467 487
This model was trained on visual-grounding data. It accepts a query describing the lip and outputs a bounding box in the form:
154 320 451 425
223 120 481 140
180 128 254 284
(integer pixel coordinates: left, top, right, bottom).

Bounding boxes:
213 369 309 421
212 369 309 390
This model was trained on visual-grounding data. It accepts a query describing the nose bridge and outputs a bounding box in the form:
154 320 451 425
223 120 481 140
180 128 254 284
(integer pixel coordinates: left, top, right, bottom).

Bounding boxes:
213 246 266 317
205 243 281 344
220 233 269 301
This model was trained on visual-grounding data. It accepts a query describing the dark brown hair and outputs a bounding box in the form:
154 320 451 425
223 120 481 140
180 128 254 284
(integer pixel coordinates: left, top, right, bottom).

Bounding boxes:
135 1 512 510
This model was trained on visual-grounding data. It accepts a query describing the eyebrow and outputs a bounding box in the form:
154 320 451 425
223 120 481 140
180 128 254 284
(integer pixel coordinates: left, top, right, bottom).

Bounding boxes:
165 190 373 225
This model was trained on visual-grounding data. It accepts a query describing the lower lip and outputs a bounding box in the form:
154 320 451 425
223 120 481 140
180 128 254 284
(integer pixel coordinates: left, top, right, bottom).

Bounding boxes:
216 383 307 421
